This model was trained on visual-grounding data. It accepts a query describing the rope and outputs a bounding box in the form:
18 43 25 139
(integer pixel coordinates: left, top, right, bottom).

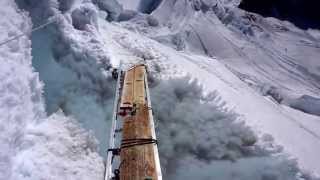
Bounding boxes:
0 16 58 47
121 138 158 149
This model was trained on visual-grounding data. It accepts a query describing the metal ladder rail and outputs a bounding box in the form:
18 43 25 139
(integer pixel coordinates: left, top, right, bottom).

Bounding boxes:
105 66 123 180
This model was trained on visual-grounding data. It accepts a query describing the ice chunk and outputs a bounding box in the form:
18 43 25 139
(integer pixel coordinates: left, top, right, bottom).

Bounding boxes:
118 10 138 22
93 0 123 21
146 15 159 26
57 0 75 12
289 95 320 116
71 5 98 30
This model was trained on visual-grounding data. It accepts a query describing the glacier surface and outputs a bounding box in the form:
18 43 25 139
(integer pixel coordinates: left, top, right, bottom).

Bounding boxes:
1 0 320 179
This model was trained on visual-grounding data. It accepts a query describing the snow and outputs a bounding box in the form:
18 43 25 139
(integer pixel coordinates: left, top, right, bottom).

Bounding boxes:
97 13 320 177
171 156 302 180
0 1 41 178
93 0 122 21
0 0 104 179
150 0 320 100
112 0 320 175
288 95 320 116
1 0 320 179
173 51 320 176
12 112 104 180
71 4 98 30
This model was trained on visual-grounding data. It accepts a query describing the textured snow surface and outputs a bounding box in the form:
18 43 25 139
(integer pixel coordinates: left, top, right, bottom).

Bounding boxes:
12 112 104 180
0 2 38 179
150 77 303 179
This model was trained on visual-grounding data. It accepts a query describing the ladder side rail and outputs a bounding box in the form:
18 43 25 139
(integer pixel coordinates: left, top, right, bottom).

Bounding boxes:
144 69 163 180
105 67 122 180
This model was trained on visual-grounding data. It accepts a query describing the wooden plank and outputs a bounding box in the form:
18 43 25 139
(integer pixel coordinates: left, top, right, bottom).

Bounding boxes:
119 65 157 180
133 65 146 105
120 106 157 180
120 68 134 110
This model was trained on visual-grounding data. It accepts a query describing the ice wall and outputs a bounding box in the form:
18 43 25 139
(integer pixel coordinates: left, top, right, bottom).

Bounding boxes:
16 0 122 162
0 1 39 178
0 0 105 179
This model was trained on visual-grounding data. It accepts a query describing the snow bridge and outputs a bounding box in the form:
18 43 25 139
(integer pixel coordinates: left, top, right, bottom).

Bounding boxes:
105 64 162 180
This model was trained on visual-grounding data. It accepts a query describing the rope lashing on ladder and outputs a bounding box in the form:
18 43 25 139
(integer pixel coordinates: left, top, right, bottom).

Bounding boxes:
121 138 158 149
107 138 158 155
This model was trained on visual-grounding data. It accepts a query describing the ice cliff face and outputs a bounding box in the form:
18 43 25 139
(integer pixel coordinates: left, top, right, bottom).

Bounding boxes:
0 0 105 179
15 0 119 158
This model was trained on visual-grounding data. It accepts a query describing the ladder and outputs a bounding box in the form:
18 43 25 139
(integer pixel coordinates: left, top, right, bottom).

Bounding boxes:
105 64 162 180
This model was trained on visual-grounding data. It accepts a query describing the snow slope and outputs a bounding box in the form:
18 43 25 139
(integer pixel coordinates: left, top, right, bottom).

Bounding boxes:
150 0 320 99
98 10 320 177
